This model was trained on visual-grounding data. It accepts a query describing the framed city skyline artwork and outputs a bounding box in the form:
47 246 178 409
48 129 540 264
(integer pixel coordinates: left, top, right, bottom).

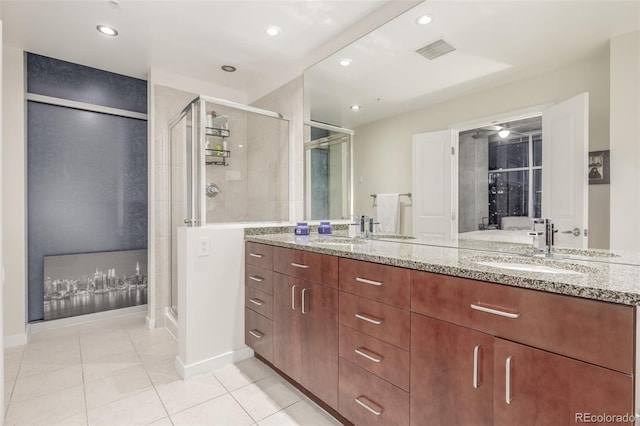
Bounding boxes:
43 249 148 321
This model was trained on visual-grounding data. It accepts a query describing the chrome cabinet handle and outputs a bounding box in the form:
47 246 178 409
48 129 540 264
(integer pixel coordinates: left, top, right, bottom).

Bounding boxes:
355 347 383 363
473 344 482 389
355 277 383 287
249 275 264 282
470 303 520 319
249 253 263 258
355 396 383 416
249 329 263 339
355 313 384 325
249 298 264 306
301 288 309 314
291 285 298 310
290 262 309 269
506 355 513 404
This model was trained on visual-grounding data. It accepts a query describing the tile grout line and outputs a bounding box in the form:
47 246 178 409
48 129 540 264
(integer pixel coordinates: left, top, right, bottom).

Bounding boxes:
126 325 175 426
76 325 91 426
3 344 27 424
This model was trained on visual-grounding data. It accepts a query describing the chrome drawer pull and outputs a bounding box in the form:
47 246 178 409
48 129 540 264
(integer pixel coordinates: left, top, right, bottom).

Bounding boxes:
473 344 482 389
291 285 299 310
249 275 264 282
290 262 309 269
249 253 263 258
355 313 384 325
249 298 264 306
355 277 383 287
470 303 520 319
355 347 383 363
301 288 309 314
506 355 513 404
355 396 383 416
249 329 264 339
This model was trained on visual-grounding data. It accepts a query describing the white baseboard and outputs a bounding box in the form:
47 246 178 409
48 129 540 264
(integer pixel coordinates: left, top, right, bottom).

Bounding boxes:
4 324 30 348
164 308 178 341
146 316 156 330
175 346 254 380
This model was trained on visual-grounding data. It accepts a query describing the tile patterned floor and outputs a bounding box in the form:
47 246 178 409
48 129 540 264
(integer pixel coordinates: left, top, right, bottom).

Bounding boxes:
4 313 342 426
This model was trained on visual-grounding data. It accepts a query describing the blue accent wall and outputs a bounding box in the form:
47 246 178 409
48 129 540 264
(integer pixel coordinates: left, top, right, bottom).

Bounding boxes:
27 53 147 114
27 53 147 321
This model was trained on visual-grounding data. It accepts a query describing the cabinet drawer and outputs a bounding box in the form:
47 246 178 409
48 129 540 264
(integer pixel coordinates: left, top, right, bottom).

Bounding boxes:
245 242 273 269
245 309 273 363
339 292 410 350
339 358 409 426
411 271 634 373
339 258 410 308
274 247 338 287
245 287 273 319
245 264 273 295
339 324 410 391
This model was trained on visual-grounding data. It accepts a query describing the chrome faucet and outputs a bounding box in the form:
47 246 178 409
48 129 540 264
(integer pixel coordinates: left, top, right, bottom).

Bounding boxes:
529 218 556 257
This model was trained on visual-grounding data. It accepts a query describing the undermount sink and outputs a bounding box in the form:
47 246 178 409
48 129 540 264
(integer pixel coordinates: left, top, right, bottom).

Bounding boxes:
475 260 584 275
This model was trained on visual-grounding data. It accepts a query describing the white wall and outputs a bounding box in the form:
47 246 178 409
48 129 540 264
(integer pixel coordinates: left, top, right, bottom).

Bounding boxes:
353 48 611 248
2 46 26 345
610 31 640 251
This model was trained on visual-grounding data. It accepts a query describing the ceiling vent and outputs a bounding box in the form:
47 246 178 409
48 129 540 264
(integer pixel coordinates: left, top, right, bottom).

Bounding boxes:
416 39 456 60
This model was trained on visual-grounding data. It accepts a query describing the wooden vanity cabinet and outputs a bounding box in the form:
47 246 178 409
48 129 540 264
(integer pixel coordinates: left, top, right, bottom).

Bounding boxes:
411 270 635 426
244 243 274 362
411 313 494 426
272 248 339 409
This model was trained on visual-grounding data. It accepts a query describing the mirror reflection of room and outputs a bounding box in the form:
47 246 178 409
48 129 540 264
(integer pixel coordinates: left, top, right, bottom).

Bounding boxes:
458 116 542 245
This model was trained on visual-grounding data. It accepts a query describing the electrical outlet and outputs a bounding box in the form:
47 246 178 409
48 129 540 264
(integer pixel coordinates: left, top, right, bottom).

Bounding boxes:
197 237 210 257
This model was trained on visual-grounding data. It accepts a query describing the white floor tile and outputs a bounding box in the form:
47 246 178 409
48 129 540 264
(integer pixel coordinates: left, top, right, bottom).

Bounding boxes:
28 325 79 345
128 326 176 349
171 393 254 426
87 388 167 426
145 417 174 426
80 334 137 360
257 399 341 426
5 384 85 426
145 359 182 387
18 345 82 378
82 349 142 381
156 373 227 414
214 357 275 392
85 364 153 409
136 340 178 366
231 375 302 422
12 364 83 403
47 412 88 426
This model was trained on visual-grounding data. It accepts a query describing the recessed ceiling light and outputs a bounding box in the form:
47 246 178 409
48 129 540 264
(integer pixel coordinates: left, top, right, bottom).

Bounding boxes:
265 26 281 36
339 58 352 67
221 65 237 72
415 15 433 25
350 104 361 111
96 24 118 36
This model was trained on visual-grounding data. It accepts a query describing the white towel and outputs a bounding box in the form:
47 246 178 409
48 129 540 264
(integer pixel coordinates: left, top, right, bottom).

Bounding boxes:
375 193 401 234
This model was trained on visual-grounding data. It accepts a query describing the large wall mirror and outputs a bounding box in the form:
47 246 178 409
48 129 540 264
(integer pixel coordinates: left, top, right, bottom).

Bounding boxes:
304 0 639 251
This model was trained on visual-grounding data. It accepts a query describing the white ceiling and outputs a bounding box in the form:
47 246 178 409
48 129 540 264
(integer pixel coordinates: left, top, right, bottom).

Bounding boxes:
305 0 640 128
0 0 418 101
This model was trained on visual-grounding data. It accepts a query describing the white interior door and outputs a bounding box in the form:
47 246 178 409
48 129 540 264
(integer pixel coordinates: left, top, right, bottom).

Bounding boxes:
412 130 455 241
542 93 589 249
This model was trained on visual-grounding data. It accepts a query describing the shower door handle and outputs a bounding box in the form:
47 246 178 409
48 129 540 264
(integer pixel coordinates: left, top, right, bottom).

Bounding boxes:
184 219 199 227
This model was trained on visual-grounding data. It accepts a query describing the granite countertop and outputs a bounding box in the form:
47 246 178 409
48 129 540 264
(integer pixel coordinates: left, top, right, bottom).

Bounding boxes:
245 232 640 306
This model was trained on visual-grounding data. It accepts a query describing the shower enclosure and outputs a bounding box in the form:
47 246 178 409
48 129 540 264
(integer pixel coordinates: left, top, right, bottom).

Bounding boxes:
168 96 290 315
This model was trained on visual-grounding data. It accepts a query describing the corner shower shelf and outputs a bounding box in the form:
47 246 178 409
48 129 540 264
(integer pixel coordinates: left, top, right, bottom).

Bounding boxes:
205 149 231 166
206 127 230 138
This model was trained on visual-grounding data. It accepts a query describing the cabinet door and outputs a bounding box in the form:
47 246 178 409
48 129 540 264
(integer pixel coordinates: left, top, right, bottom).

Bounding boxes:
494 338 634 426
411 313 493 426
273 273 302 381
300 282 339 409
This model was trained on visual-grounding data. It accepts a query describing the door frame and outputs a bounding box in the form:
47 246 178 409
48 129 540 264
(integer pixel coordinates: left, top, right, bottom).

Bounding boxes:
448 104 552 237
